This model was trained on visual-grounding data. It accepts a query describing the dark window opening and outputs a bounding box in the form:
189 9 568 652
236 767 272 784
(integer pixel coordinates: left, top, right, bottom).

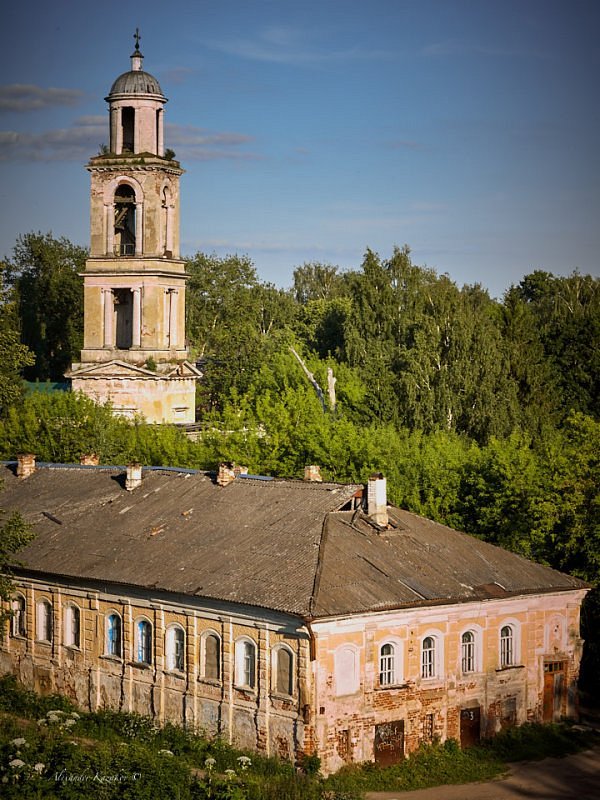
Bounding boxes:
114 289 133 349
122 107 135 152
114 185 136 256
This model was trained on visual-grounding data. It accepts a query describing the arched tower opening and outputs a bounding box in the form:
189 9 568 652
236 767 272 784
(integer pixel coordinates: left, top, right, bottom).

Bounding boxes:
114 184 136 255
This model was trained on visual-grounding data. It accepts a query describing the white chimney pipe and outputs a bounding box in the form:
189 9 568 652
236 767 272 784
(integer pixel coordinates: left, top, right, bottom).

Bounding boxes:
16 453 36 479
126 462 143 491
367 473 388 527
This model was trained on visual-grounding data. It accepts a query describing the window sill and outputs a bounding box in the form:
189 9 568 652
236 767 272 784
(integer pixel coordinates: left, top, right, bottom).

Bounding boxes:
10 634 27 641
129 661 152 670
376 682 408 691
64 645 81 652
234 684 257 695
100 654 123 663
496 664 524 672
270 692 295 701
165 670 186 680
198 677 221 687
35 639 52 646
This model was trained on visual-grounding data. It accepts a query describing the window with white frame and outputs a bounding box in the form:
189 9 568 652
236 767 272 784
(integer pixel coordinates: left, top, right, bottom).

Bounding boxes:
166 625 185 672
272 645 294 696
421 636 437 679
11 595 26 637
200 631 221 681
36 599 53 643
461 631 476 673
135 619 153 665
379 643 396 686
64 605 81 648
235 638 256 689
106 613 122 658
500 625 515 668
335 645 359 696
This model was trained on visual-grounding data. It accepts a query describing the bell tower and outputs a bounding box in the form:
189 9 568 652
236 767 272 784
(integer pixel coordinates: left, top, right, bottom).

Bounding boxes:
68 31 201 423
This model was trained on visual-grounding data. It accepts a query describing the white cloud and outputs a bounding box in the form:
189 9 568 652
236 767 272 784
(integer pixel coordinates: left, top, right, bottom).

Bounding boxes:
0 84 84 112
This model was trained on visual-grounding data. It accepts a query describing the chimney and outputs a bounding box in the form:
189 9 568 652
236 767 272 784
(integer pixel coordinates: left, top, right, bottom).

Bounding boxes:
217 463 236 487
304 465 322 482
233 464 248 478
16 453 36 479
367 473 388 527
125 462 143 491
80 453 99 466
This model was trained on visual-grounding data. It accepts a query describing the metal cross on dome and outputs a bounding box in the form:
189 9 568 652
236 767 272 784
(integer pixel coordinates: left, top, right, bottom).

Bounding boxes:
133 28 141 51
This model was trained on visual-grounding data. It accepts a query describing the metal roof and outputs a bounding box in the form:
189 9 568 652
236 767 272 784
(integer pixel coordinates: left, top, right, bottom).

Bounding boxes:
0 465 586 620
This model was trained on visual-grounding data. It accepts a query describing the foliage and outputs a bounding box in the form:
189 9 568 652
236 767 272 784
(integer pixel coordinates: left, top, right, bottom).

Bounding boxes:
0 511 34 634
0 330 34 416
0 676 362 799
3 232 86 381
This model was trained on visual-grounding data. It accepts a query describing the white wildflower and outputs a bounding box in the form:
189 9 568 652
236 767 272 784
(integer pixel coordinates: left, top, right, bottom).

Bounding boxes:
204 756 217 770
37 719 47 726
9 759 25 769
158 749 174 756
225 769 236 780
237 755 252 770
47 709 65 715
34 763 45 774
69 712 80 719
9 738 26 747
64 718 76 727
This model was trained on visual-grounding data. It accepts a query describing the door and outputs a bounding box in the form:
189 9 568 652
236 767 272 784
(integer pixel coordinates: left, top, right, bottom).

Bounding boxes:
374 720 405 766
460 707 481 748
543 662 565 722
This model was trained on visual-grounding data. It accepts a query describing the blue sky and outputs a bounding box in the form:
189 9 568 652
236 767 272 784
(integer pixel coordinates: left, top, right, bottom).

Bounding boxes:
1 0 598 298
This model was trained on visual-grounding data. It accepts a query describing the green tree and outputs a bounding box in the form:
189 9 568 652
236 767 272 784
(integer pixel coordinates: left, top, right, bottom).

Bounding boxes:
4 232 86 381
0 506 34 633
0 330 35 416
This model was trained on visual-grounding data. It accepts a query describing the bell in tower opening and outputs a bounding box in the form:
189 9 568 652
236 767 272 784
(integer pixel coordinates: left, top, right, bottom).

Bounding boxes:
67 31 201 424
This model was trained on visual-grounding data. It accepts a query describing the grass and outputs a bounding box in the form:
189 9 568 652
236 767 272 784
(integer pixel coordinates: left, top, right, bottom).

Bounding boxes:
0 675 597 799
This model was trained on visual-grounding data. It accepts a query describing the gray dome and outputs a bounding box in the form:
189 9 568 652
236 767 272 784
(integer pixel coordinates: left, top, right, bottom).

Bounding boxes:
108 70 165 99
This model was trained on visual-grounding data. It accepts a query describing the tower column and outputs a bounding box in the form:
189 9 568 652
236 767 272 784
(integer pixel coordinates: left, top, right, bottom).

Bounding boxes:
135 202 143 255
110 107 118 154
168 289 178 348
103 289 114 347
157 109 164 156
105 203 114 256
132 288 142 348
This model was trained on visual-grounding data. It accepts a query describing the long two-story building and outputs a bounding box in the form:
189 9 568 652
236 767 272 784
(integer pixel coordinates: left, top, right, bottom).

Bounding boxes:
0 457 588 773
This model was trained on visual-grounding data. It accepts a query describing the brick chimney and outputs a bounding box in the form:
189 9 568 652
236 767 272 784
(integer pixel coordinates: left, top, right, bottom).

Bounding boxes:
304 465 322 482
125 462 143 491
216 463 248 486
80 453 100 466
16 453 36 479
367 473 388 527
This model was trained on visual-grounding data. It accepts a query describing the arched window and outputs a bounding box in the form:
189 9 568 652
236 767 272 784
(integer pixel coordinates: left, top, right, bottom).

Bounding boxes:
11 595 26 638
500 625 514 668
201 632 221 681
36 599 52 643
335 645 359 696
235 638 256 689
379 643 395 686
135 619 153 665
272 646 294 696
421 636 436 679
106 613 122 658
114 184 136 256
166 625 185 672
64 605 81 648
122 107 135 152
461 631 476 673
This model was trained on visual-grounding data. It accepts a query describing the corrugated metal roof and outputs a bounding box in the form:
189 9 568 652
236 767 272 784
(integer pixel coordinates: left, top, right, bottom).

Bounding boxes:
0 465 586 619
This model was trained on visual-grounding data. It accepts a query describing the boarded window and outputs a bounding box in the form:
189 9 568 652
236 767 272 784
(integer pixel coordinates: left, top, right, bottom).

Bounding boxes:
374 720 405 766
275 647 293 695
204 633 221 680
36 600 52 643
65 605 80 648
336 646 359 696
11 595 26 637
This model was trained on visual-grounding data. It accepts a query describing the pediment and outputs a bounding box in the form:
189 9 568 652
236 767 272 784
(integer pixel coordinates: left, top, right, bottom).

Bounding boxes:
164 361 203 378
68 360 156 378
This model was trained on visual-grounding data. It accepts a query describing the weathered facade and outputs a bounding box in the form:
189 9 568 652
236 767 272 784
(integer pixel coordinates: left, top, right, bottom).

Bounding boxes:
0 460 588 774
67 35 200 423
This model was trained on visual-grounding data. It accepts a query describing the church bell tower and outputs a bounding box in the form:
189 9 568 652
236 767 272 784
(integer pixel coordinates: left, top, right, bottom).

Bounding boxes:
68 31 201 423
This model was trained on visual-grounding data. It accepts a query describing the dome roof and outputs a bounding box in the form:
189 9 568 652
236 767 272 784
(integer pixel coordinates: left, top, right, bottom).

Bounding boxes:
108 69 165 99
